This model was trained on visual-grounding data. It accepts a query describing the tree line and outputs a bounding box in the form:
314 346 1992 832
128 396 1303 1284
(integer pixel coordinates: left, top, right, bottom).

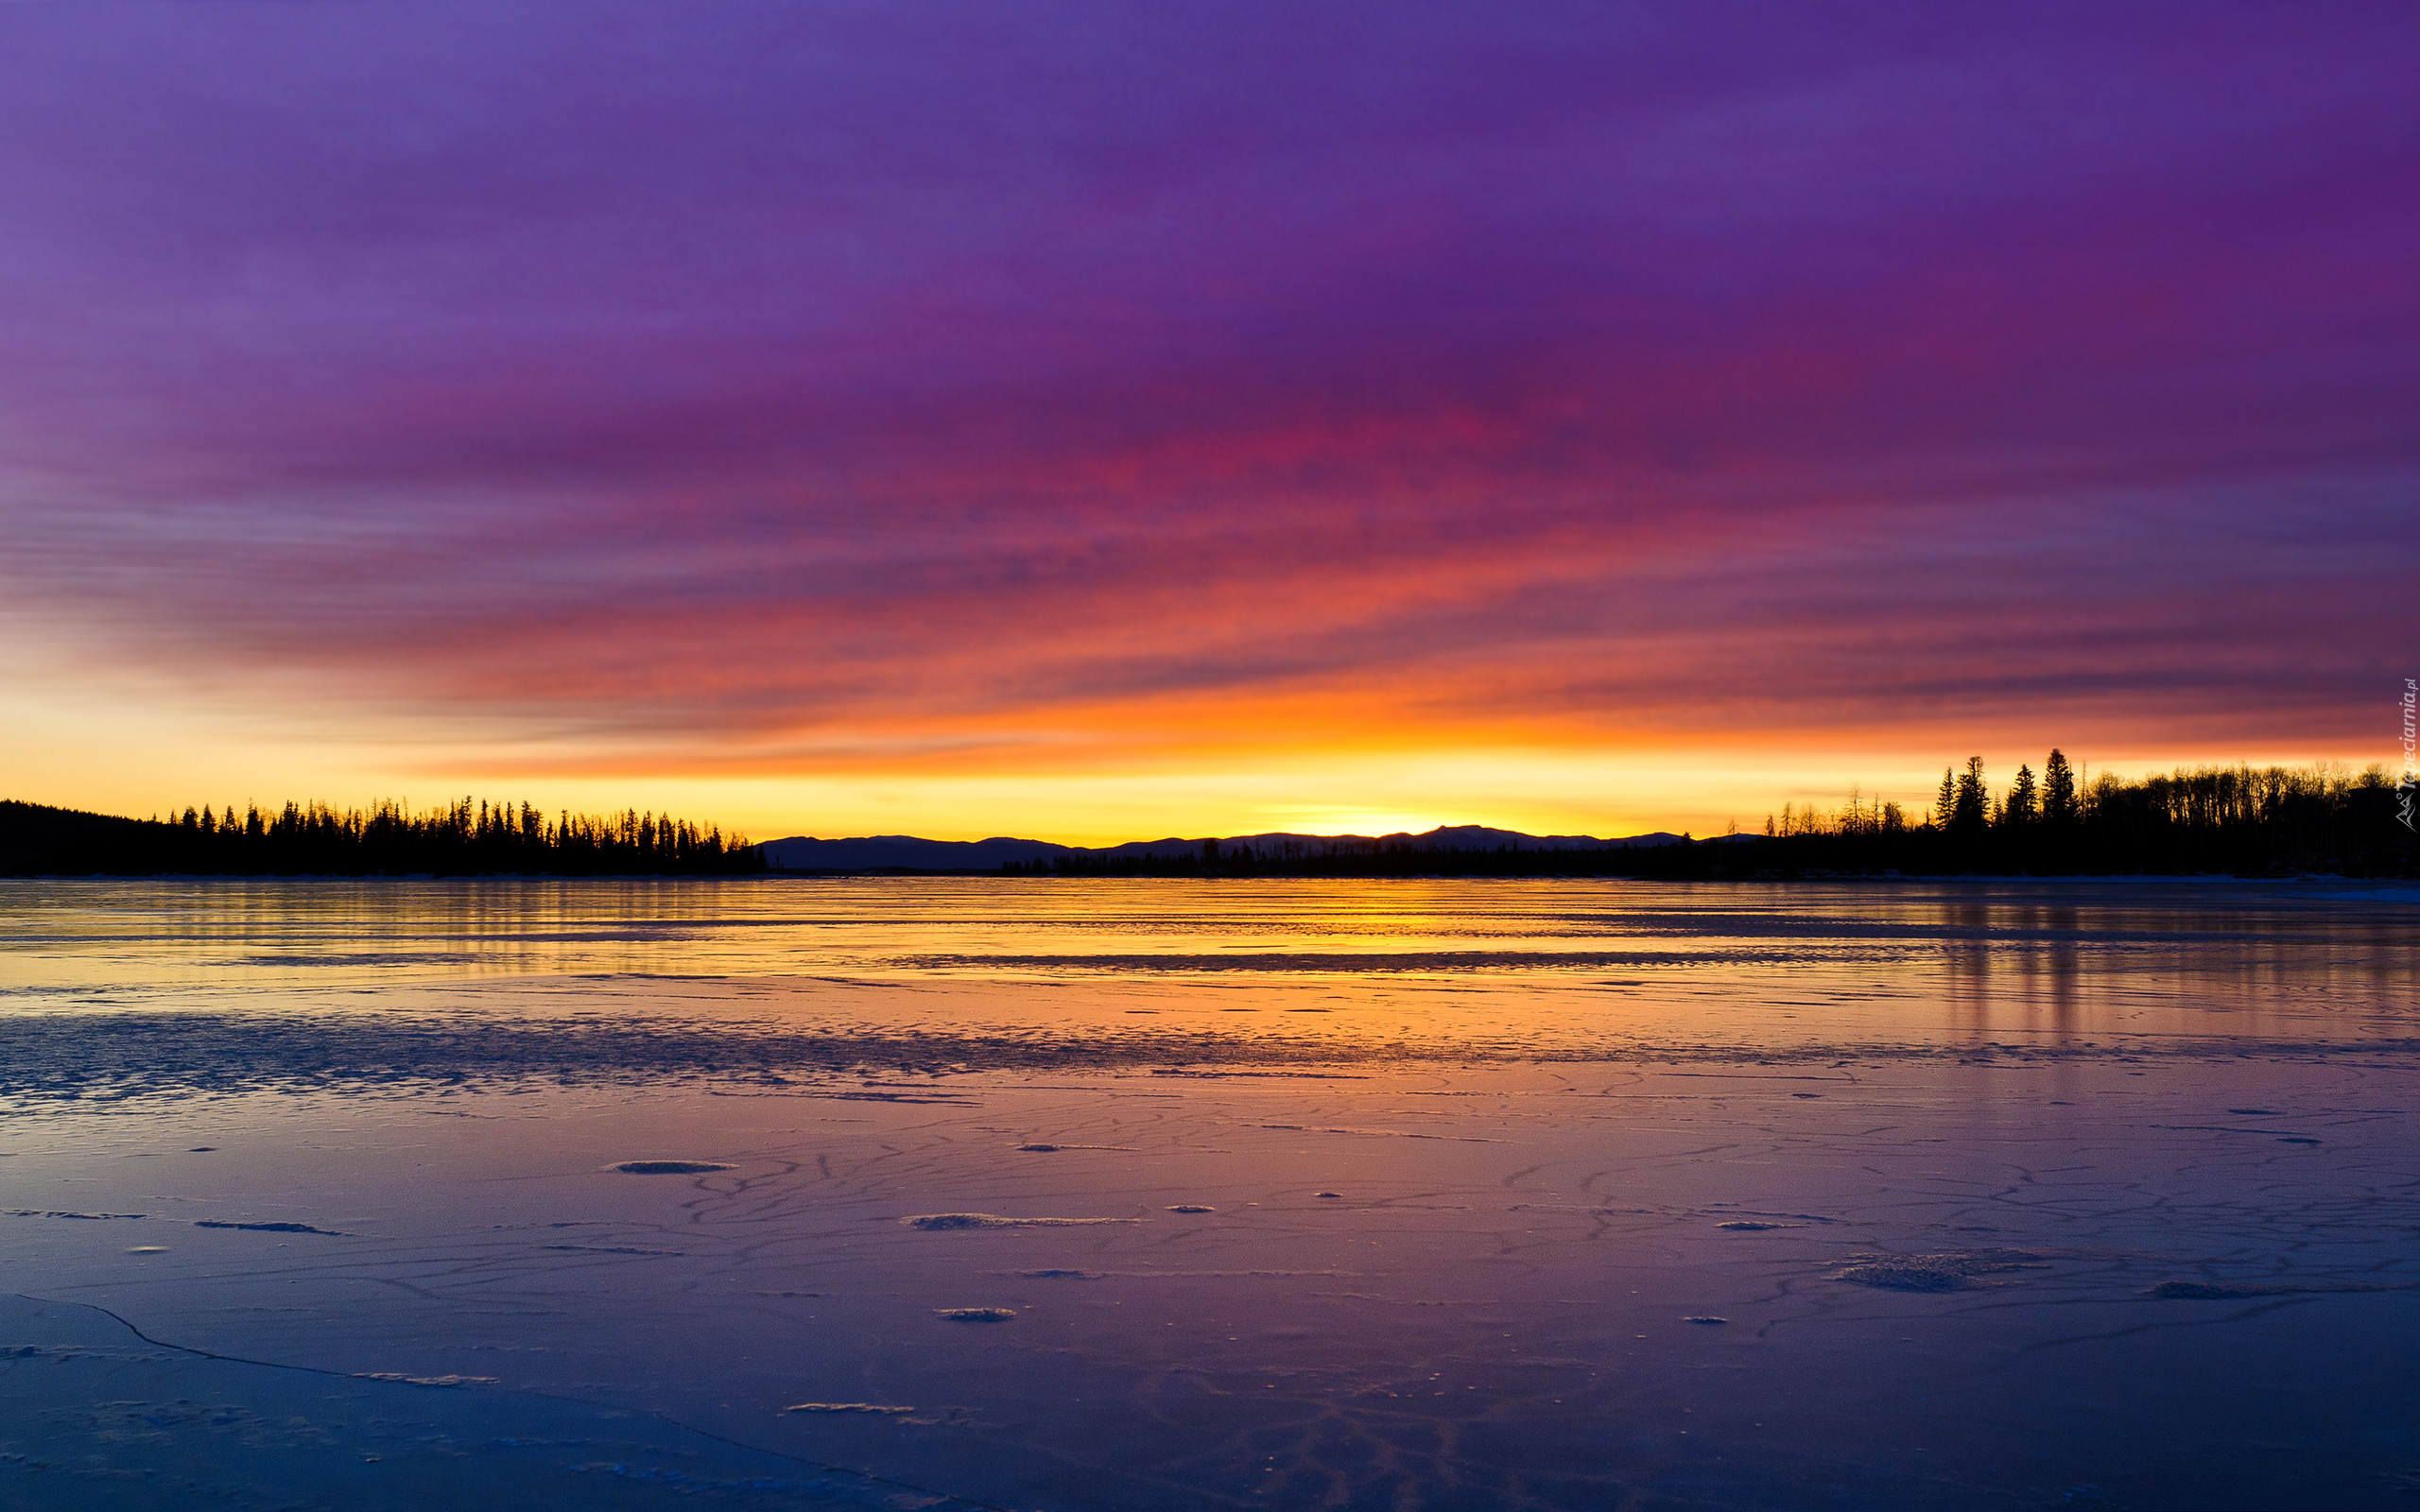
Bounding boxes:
1745 752 2410 875
8 752 2408 880
0 797 763 876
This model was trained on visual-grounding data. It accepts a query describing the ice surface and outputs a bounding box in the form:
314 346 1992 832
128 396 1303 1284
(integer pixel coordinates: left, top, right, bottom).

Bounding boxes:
2 878 2415 1509
0 1293 979 1509
1830 1250 2045 1292
903 1213 1133 1229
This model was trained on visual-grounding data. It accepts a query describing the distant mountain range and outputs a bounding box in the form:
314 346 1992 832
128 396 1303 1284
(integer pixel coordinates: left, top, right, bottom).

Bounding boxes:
761 824 1740 872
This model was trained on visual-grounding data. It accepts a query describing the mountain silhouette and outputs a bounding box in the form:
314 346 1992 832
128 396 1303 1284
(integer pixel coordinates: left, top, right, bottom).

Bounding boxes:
760 824 1715 872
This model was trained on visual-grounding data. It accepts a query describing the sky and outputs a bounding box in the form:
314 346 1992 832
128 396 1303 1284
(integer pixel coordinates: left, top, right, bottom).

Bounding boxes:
2 3 2414 844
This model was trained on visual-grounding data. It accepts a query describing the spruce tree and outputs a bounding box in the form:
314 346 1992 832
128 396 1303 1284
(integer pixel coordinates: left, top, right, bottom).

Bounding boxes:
1952 757 1989 833
2004 765 2038 826
2043 749 2077 826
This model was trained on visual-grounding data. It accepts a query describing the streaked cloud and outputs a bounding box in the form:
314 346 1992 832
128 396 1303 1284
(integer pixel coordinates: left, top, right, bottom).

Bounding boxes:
2 3 2411 836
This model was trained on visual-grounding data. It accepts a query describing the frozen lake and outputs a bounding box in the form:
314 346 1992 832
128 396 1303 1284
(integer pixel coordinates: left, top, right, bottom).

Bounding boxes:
2 878 2415 1510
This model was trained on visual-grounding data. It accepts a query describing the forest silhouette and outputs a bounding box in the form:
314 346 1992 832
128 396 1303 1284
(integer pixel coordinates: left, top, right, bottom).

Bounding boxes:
1705 752 2412 879
3 754 2411 878
0 797 761 877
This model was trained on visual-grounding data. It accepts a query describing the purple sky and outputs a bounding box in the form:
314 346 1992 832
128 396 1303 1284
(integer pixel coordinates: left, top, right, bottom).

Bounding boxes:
3 4 2414 836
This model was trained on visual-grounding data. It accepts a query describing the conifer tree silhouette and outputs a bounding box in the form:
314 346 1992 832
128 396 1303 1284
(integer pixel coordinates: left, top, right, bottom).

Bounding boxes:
2042 749 2077 826
1951 757 1989 833
2003 765 2038 826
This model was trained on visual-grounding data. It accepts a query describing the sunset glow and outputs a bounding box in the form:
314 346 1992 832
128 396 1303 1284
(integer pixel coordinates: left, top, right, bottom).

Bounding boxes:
3 4 2411 840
